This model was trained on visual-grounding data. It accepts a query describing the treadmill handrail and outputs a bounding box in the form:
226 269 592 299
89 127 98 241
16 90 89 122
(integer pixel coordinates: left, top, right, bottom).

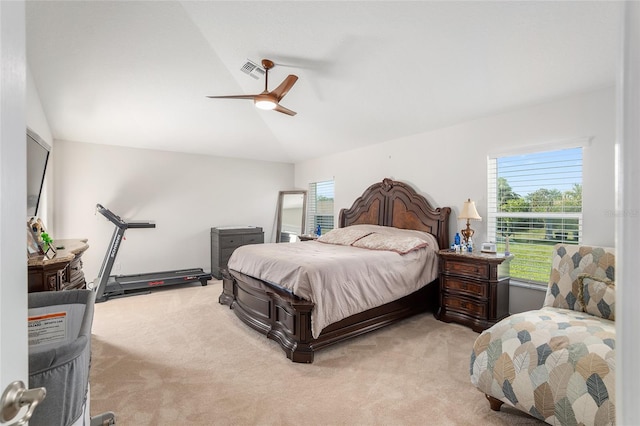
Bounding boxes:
96 204 155 229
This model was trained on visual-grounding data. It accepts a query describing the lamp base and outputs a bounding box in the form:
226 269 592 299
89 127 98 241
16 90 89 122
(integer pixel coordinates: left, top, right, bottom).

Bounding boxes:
461 221 475 244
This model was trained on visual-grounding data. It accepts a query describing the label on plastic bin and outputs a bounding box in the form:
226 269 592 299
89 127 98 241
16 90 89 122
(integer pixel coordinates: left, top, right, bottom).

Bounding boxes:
28 311 67 347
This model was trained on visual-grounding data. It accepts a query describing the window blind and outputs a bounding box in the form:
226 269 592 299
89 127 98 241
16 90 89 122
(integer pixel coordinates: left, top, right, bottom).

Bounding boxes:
307 180 335 235
487 147 583 284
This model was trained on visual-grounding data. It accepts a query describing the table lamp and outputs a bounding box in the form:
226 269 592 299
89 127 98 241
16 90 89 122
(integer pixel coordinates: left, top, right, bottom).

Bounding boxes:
459 198 482 244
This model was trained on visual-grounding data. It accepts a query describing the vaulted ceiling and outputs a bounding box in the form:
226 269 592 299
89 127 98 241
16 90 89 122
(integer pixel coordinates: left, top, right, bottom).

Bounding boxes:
26 1 621 163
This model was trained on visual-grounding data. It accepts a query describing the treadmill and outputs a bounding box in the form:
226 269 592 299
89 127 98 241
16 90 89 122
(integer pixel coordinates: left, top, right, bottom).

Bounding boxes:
91 204 211 302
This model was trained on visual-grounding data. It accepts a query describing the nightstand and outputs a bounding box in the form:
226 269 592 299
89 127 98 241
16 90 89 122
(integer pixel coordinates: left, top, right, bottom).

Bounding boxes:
436 249 513 332
298 234 318 241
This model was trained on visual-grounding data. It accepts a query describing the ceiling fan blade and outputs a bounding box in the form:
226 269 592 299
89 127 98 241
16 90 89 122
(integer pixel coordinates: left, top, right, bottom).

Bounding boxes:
270 75 298 101
273 103 297 116
206 94 258 100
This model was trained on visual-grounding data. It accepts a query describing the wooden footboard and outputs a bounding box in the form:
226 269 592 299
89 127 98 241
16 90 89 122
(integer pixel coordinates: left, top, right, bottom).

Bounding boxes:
220 269 439 363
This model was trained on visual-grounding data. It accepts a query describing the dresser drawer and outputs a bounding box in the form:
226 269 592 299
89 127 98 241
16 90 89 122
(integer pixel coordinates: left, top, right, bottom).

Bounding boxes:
242 234 263 245
219 235 244 249
443 260 489 279
443 294 486 318
442 277 488 299
220 249 236 267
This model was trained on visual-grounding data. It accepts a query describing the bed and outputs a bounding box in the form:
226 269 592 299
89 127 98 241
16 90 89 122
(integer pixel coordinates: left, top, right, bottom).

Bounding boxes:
219 178 451 363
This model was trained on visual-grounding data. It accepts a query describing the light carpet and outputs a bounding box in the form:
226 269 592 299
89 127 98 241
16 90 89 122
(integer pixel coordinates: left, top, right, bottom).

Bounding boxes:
89 281 543 425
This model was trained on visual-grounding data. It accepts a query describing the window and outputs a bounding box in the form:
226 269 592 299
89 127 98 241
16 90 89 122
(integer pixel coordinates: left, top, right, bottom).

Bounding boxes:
307 180 334 235
487 147 583 284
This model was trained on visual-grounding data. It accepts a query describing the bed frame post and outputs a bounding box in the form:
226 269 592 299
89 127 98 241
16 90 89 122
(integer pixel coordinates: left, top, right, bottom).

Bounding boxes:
219 269 235 306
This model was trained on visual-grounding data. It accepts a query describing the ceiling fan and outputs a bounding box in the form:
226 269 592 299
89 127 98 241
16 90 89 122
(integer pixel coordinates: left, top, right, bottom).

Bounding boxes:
207 59 299 116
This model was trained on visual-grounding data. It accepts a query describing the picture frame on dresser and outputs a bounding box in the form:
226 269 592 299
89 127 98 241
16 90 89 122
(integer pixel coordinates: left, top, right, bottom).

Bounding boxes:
27 225 42 257
27 217 56 259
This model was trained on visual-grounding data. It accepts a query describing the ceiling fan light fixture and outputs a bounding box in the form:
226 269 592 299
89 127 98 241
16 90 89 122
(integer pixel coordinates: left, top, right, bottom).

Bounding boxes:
254 95 277 110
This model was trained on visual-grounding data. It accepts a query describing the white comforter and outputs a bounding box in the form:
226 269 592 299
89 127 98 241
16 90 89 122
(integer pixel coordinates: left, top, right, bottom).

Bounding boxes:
227 226 439 338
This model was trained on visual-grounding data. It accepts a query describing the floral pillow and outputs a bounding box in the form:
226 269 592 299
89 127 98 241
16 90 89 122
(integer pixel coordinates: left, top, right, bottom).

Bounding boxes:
351 233 429 255
577 273 616 320
316 227 372 246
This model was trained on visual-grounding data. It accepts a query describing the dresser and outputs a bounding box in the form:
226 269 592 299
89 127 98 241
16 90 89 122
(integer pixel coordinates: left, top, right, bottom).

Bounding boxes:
436 249 513 332
210 226 264 279
28 239 89 292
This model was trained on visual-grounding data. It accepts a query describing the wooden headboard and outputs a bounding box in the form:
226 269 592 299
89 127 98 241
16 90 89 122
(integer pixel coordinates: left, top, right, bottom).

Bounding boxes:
338 178 451 249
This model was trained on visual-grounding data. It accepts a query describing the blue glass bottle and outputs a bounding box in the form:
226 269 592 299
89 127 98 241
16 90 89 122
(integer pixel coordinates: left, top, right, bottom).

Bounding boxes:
454 233 461 246
316 224 322 237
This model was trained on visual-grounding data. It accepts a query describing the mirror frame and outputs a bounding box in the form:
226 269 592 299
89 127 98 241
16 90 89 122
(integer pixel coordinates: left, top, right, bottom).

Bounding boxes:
275 190 307 243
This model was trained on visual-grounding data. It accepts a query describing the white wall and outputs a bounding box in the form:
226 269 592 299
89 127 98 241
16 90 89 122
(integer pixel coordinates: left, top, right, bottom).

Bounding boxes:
52 140 293 281
295 87 615 313
26 66 52 144
295 87 616 248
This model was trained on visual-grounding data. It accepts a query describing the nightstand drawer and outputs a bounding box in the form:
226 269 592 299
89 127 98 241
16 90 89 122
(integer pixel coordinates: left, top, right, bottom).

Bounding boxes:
444 260 489 279
442 277 488 299
443 295 486 318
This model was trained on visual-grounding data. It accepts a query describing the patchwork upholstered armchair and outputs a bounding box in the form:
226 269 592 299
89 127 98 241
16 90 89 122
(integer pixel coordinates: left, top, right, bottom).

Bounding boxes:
470 244 615 425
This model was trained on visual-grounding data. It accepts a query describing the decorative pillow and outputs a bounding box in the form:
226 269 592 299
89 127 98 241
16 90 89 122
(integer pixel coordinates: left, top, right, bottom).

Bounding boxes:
543 244 615 311
577 273 616 320
351 233 429 254
316 227 372 246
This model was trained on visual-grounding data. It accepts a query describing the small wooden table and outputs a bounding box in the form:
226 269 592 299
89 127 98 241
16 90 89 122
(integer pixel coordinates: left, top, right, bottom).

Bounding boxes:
436 249 513 332
28 239 89 292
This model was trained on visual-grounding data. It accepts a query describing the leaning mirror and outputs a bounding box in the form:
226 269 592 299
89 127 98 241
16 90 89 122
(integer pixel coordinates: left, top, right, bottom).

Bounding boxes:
276 190 307 243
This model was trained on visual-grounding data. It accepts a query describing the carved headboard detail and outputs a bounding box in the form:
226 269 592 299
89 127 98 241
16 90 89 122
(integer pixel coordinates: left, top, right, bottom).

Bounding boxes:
338 178 451 249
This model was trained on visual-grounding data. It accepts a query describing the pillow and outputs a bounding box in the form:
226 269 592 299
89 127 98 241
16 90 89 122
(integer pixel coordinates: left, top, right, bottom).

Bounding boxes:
351 232 429 254
316 227 373 246
346 224 439 248
577 273 615 320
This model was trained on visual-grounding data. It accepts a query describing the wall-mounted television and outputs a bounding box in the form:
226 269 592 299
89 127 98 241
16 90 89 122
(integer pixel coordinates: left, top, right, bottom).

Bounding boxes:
26 128 51 217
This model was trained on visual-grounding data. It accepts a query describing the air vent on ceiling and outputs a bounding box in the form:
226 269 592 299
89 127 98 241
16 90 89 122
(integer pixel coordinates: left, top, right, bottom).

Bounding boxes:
240 59 266 80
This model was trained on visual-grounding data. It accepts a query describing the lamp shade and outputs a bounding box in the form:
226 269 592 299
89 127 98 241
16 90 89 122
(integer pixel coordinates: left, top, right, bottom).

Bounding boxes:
459 199 482 220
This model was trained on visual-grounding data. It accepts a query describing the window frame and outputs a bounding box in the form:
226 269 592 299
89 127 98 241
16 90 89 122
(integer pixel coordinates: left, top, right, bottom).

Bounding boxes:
307 180 335 235
487 141 587 285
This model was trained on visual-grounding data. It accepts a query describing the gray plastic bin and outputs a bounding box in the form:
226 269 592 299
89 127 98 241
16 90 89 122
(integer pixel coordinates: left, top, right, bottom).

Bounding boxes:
28 290 114 426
